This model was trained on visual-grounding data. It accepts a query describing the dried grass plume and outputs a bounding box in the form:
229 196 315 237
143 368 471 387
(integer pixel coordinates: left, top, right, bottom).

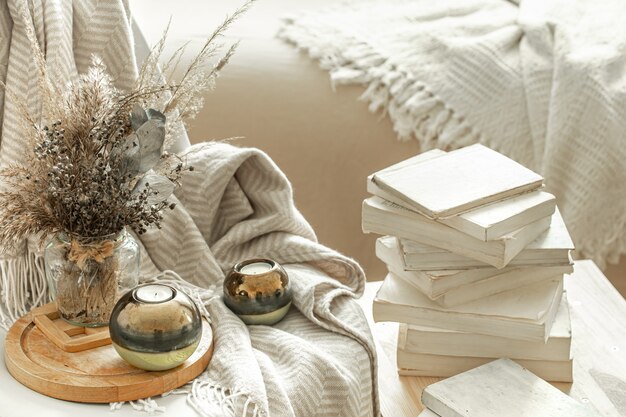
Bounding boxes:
0 0 254 250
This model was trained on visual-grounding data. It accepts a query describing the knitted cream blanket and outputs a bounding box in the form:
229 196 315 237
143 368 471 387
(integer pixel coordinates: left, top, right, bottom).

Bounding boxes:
279 0 626 268
0 1 378 416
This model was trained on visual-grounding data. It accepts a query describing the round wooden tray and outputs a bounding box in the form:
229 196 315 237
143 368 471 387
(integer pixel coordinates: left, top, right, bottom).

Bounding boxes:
4 303 214 403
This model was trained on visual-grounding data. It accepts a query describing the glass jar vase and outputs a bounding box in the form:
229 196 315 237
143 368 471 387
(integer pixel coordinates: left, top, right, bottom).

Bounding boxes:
44 228 140 327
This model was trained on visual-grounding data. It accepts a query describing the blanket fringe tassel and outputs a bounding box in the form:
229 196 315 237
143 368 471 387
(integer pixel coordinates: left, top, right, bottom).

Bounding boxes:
279 15 626 269
110 379 260 417
278 16 482 152
0 245 49 331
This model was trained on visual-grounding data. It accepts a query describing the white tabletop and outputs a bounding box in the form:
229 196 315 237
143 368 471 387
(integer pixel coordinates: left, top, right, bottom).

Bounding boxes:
3 261 623 417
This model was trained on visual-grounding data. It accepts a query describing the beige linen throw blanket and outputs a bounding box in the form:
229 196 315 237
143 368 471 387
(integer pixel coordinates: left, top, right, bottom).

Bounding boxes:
280 0 626 269
0 1 377 416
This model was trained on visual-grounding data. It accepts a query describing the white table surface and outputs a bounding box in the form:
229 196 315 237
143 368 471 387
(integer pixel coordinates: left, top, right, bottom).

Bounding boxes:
2 261 624 417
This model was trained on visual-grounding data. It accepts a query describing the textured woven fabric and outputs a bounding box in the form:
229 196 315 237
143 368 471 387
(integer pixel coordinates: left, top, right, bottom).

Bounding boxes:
138 142 377 417
279 0 626 268
0 2 378 416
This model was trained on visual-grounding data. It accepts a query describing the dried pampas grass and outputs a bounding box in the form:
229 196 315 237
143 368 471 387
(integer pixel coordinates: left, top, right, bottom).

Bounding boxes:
0 0 253 325
0 0 254 250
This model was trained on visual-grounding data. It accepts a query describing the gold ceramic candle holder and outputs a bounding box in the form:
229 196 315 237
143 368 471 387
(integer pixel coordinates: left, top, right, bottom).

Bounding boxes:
223 258 292 325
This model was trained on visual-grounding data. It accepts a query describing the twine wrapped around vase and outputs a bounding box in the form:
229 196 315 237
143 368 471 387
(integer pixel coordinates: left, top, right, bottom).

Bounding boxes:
68 238 116 269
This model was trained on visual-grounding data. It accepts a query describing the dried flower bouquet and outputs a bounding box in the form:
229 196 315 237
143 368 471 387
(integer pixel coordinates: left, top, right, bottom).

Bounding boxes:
0 2 251 325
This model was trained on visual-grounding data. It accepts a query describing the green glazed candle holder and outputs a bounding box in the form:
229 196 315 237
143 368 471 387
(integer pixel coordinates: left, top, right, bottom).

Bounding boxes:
223 258 292 325
109 283 202 371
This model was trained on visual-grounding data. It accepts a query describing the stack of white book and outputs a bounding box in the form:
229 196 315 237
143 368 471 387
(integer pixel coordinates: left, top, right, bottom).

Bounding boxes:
362 144 576 382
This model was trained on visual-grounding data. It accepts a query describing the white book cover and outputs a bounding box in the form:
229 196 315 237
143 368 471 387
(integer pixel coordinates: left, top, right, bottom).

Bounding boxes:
377 235 532 295
398 352 573 382
363 196 551 268
376 236 572 304
421 359 600 417
395 265 567 308
438 191 556 241
375 236 405 270
373 273 563 341
371 144 544 218
369 180 555 242
367 149 447 215
368 149 447 184
400 207 574 270
399 294 572 361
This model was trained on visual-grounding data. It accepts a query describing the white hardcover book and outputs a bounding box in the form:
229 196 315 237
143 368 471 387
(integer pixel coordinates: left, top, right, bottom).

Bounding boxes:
370 144 544 218
370 162 555 242
398 352 573 382
395 266 566 308
369 180 555 242
421 359 600 417
375 236 405 269
373 273 563 341
399 294 572 361
400 207 574 270
367 149 446 217
437 191 556 241
362 197 551 268
376 236 572 304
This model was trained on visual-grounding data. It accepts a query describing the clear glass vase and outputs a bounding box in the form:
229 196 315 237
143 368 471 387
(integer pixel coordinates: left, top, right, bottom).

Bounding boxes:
44 228 140 327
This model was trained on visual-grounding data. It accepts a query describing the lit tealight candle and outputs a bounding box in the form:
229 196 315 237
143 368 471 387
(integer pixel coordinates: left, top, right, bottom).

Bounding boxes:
224 258 292 325
110 283 202 371
135 284 175 303
239 261 273 275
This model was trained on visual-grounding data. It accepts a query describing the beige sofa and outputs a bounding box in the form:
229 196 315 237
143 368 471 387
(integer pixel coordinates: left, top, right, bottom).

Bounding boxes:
132 0 625 295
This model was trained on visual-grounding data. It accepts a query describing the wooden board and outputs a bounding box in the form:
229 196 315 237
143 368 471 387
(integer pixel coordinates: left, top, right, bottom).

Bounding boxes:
31 303 112 353
4 304 214 403
357 261 626 417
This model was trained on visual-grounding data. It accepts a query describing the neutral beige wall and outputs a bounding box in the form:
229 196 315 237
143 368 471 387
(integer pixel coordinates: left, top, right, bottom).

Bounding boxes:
132 0 625 297
184 40 421 282
183 39 626 296
131 0 417 282
604 256 626 297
